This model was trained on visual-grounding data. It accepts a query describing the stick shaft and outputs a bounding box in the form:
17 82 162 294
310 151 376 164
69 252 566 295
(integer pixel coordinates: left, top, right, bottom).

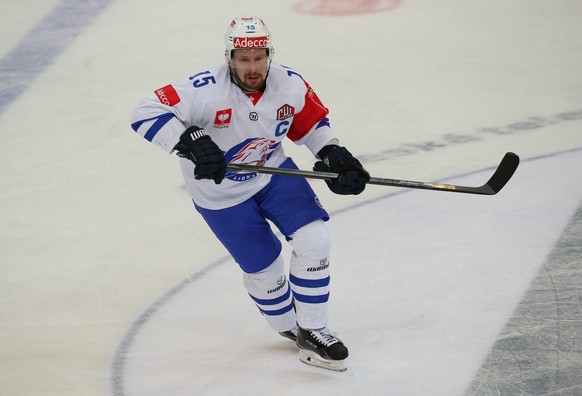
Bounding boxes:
226 152 519 195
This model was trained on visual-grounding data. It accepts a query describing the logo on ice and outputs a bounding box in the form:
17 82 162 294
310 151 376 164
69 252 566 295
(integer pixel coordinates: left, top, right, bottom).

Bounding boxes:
233 36 269 49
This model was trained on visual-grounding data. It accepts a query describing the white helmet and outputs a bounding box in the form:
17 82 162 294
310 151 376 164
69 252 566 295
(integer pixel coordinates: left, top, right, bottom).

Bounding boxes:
224 17 274 62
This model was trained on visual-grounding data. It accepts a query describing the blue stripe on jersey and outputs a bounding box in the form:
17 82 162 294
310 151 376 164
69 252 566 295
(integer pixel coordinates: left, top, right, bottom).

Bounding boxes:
248 286 291 306
131 113 175 142
293 292 330 304
289 274 330 288
260 302 295 317
315 117 331 129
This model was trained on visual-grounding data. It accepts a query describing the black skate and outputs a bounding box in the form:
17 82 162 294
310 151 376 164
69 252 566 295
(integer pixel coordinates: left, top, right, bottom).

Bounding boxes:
296 327 349 372
279 325 298 341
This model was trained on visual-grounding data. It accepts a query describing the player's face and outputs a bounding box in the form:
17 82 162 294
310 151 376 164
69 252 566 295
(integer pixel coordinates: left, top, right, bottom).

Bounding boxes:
230 49 269 92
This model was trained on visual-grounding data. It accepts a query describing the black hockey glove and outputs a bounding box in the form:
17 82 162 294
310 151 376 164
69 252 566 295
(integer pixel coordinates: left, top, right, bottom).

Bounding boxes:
175 126 226 184
314 145 370 195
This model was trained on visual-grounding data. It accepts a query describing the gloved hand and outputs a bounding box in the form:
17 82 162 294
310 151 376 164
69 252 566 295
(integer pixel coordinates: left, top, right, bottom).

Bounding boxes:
175 126 226 184
314 145 370 195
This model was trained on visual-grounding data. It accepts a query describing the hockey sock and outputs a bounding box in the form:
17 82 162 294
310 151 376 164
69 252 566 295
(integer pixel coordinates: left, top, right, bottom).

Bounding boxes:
243 253 296 332
288 220 331 329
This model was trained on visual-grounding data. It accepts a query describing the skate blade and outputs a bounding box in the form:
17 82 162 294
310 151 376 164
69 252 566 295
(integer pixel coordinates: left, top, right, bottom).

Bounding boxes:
298 349 347 372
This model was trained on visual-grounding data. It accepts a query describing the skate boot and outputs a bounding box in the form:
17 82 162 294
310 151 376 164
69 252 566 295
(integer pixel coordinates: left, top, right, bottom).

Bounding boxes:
279 325 298 341
296 327 349 372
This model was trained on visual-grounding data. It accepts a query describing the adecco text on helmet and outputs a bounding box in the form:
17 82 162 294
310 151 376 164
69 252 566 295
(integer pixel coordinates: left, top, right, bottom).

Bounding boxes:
233 36 269 49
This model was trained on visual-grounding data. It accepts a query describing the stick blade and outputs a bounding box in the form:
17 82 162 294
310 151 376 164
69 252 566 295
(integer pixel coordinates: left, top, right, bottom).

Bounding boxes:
483 152 520 194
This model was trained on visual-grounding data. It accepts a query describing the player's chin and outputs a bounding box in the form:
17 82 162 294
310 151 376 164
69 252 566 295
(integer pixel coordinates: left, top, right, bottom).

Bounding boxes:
245 77 263 88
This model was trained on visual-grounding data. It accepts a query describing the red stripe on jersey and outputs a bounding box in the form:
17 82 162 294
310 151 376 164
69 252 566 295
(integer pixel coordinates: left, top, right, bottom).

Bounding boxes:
287 81 329 142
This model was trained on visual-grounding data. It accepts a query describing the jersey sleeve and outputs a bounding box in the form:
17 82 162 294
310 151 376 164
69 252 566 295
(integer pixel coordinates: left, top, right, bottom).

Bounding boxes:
130 83 188 154
287 80 338 156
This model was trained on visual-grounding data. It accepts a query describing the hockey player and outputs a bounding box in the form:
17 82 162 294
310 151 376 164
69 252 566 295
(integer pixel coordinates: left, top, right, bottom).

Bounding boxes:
130 17 369 372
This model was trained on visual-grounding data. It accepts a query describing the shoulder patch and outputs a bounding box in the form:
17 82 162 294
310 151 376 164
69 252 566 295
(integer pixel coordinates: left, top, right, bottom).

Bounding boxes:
154 84 180 106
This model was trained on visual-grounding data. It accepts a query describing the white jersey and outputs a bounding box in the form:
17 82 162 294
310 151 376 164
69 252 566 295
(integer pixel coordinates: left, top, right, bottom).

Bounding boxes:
131 62 338 209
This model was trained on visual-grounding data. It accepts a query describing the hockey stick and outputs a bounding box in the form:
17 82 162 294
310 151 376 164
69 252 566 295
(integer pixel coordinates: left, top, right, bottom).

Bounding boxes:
226 152 520 195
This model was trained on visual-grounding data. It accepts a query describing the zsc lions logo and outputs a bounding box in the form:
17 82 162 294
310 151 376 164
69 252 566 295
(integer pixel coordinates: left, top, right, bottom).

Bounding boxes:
225 138 280 182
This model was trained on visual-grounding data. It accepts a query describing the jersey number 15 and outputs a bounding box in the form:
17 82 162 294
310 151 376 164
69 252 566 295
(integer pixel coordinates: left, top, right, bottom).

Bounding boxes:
189 71 216 88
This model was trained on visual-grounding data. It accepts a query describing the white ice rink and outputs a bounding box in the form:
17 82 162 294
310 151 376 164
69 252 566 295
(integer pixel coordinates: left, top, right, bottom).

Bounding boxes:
1 1 581 395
